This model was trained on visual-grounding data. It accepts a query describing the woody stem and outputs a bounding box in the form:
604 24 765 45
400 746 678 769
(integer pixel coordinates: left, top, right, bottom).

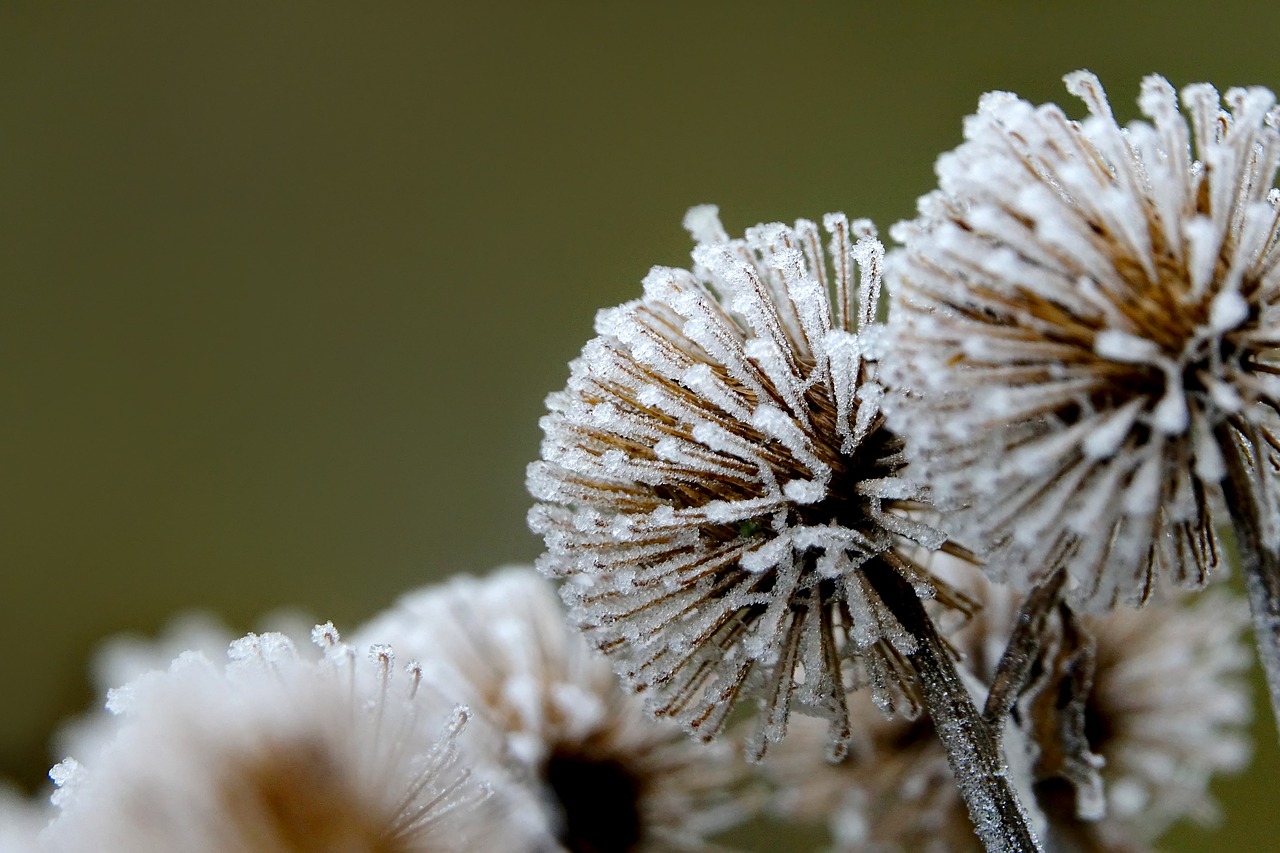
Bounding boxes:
1219 421 1280 744
867 561 1043 853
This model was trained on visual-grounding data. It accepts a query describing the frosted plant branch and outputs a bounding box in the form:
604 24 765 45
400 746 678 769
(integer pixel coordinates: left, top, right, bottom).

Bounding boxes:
863 559 1043 853
1220 419 1280 742
982 565 1066 729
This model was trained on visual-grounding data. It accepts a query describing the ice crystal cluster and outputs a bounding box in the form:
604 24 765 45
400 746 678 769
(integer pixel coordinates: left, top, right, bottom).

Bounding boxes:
355 567 755 853
529 206 971 759
43 626 491 853
884 72 1280 609
767 558 1253 852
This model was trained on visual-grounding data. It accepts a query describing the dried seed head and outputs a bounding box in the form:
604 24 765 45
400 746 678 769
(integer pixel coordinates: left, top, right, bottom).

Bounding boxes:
529 207 970 759
885 71 1280 609
355 567 757 851
46 627 491 853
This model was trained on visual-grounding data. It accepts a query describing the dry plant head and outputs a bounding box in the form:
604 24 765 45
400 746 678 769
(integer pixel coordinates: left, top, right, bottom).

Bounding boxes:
884 71 1280 610
355 567 757 852
529 207 974 761
44 628 489 853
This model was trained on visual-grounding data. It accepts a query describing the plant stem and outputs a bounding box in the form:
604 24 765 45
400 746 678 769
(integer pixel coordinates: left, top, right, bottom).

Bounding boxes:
1220 423 1280 743
983 564 1067 729
866 561 1043 853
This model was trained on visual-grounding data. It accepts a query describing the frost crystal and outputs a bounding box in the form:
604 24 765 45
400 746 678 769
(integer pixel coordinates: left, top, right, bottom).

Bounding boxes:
355 567 757 852
766 557 1253 851
884 71 1280 609
53 610 318 767
529 207 971 758
44 626 491 853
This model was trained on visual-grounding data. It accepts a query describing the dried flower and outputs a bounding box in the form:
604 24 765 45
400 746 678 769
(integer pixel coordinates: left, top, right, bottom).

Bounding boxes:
883 71 1280 610
355 567 755 852
766 558 1252 851
528 206 973 759
44 626 491 853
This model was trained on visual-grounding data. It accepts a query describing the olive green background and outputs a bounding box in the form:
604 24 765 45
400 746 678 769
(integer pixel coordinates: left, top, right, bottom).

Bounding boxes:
2 2 1276 848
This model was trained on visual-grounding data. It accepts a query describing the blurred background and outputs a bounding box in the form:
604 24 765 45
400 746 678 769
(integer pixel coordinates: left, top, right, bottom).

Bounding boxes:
2 2 1278 848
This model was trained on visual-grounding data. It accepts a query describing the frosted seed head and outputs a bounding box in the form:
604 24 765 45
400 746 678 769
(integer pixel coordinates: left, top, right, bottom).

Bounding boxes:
882 71 1280 611
44 623 495 851
531 204 964 759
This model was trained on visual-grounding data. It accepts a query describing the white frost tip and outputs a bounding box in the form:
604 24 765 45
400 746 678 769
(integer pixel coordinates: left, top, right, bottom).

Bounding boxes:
311 622 341 649
1194 434 1227 482
49 757 83 808
682 205 729 245
104 684 136 716
1082 399 1142 459
49 757 81 789
1063 69 1111 118
740 536 789 574
1124 451 1165 515
1153 384 1190 435
1209 289 1249 333
782 478 826 504
1093 328 1161 364
368 643 395 671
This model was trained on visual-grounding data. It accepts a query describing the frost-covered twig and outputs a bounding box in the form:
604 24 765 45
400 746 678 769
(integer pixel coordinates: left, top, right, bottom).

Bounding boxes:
766 556 1251 851
1221 419 1280 741
865 559 1043 853
983 564 1067 730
